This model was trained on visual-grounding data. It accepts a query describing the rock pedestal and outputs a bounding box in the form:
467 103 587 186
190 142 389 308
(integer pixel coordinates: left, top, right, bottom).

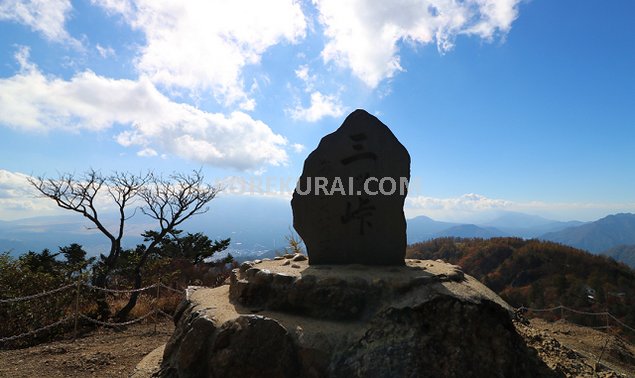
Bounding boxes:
292 109 410 265
157 257 555 377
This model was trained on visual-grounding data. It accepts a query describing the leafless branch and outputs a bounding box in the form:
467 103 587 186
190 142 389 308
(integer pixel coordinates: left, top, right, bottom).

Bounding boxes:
140 169 220 236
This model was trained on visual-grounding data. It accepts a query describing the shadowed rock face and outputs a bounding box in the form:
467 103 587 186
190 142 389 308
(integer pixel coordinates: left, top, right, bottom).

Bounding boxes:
292 109 410 265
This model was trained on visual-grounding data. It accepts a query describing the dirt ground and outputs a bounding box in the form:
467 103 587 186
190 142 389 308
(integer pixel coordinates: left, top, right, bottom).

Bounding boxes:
516 318 635 377
0 320 174 378
1 316 634 377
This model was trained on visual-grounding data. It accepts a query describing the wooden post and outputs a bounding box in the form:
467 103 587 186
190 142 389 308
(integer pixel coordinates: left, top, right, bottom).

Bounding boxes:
73 276 81 341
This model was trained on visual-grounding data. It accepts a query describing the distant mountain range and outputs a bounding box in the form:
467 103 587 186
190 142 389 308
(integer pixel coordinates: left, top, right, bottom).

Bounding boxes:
540 213 635 253
431 224 505 239
407 212 635 268
1 197 633 268
406 212 586 242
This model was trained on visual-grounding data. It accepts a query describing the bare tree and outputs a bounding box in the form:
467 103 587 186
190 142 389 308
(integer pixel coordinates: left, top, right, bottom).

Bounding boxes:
28 169 149 318
29 169 221 321
115 170 220 320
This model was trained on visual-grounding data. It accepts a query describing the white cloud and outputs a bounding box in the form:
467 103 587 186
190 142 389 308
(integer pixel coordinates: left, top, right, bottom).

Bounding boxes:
405 193 635 222
313 0 521 87
90 0 132 17
136 147 157 157
0 170 60 220
292 143 305 153
295 65 310 82
289 91 345 122
96 44 116 58
0 0 80 46
92 0 307 108
0 49 290 170
407 193 512 215
0 170 32 200
295 64 315 92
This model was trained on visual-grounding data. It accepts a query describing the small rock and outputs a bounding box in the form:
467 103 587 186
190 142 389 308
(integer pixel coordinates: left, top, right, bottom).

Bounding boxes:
274 256 284 260
245 267 261 279
291 263 301 268
282 260 291 266
239 262 253 272
292 254 308 261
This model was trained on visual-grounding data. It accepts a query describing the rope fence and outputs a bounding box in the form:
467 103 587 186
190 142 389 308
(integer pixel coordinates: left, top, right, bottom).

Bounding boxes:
609 314 635 333
517 304 635 335
3 280 634 344
0 280 186 345
0 316 75 343
83 282 159 293
0 282 77 303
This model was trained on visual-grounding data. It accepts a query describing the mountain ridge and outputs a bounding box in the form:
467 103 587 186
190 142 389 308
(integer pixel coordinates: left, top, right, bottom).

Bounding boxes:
541 213 635 253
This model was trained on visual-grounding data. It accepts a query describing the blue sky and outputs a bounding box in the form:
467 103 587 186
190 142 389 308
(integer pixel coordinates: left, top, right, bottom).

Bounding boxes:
0 0 634 222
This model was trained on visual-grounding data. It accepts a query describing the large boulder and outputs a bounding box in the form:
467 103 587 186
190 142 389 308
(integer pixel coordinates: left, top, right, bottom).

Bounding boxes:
292 109 410 265
157 258 555 377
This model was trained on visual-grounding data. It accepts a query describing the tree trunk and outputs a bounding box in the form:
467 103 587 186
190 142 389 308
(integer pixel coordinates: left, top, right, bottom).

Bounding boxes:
115 240 156 322
114 263 144 321
92 242 120 321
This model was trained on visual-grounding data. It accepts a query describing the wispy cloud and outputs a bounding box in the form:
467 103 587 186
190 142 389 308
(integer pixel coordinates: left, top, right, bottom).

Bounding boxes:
96 44 115 58
288 64 345 122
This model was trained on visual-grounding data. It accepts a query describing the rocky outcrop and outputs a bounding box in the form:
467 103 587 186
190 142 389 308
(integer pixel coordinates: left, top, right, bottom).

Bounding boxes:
157 257 556 377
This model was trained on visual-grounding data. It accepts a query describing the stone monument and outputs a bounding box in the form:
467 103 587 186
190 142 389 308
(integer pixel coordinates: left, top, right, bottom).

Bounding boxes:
292 109 410 265
153 110 555 378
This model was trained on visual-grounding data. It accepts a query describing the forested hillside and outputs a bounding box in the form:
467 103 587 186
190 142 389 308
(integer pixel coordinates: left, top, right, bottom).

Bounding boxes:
407 237 635 332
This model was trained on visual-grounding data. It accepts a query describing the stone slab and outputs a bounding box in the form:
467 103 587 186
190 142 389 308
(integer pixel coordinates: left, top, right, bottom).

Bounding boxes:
292 109 410 265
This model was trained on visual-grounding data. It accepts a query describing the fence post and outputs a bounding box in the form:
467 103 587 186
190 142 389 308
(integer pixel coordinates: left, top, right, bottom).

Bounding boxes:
73 277 81 341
